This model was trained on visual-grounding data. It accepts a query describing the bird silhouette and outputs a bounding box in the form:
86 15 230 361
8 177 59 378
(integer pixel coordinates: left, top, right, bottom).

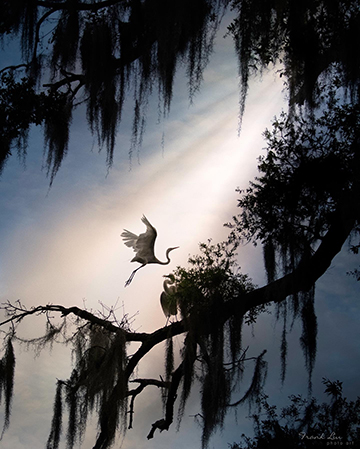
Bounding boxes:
160 277 178 319
121 215 179 287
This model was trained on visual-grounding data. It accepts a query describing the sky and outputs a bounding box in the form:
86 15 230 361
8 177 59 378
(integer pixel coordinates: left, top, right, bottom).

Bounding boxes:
1 10 360 449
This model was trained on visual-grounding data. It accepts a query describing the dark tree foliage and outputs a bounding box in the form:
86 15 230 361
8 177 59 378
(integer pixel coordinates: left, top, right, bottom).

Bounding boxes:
230 378 360 449
227 94 360 389
228 0 360 121
1 0 359 180
0 0 227 181
0 71 75 180
228 96 360 267
0 338 15 436
166 241 266 448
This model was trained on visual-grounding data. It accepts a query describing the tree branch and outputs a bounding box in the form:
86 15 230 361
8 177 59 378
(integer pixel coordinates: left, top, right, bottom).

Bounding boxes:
31 7 57 66
147 360 185 439
127 378 170 429
1 182 357 364
224 186 360 323
43 73 85 91
0 302 123 335
125 321 186 375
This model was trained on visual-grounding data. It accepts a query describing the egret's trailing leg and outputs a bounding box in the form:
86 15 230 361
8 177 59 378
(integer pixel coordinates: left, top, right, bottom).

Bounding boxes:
124 265 145 287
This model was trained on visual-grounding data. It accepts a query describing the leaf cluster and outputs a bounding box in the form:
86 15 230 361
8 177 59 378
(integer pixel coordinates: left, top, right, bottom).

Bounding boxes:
228 95 360 280
162 241 269 448
231 378 360 449
0 73 43 172
0 72 72 183
172 240 255 318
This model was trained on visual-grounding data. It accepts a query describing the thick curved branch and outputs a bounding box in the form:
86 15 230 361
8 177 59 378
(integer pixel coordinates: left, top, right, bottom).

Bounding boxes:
126 186 360 444
92 331 188 448
142 190 358 441
125 321 185 375
135 189 359 362
2 183 357 359
0 300 185 344
225 189 360 322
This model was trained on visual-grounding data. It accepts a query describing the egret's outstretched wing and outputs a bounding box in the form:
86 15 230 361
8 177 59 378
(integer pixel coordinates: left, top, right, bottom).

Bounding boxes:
121 215 158 264
140 215 157 240
121 230 139 249
134 215 157 260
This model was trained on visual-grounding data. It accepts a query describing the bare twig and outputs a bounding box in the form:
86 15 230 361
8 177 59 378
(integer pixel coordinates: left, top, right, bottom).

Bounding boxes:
0 64 29 74
43 73 85 91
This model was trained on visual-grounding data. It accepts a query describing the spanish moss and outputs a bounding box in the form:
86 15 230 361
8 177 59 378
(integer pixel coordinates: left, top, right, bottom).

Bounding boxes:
300 288 317 393
46 381 63 449
0 338 15 436
46 325 128 449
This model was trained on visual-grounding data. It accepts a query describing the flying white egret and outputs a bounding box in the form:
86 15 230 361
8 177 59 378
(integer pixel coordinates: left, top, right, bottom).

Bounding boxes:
160 277 178 319
121 215 179 287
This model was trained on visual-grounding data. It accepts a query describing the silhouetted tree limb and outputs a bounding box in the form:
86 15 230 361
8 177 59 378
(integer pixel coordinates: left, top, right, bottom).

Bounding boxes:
128 378 170 429
236 200 358 316
147 358 186 440
0 302 123 335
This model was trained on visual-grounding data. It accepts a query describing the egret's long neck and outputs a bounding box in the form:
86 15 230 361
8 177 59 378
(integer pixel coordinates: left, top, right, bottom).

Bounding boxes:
159 248 173 265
